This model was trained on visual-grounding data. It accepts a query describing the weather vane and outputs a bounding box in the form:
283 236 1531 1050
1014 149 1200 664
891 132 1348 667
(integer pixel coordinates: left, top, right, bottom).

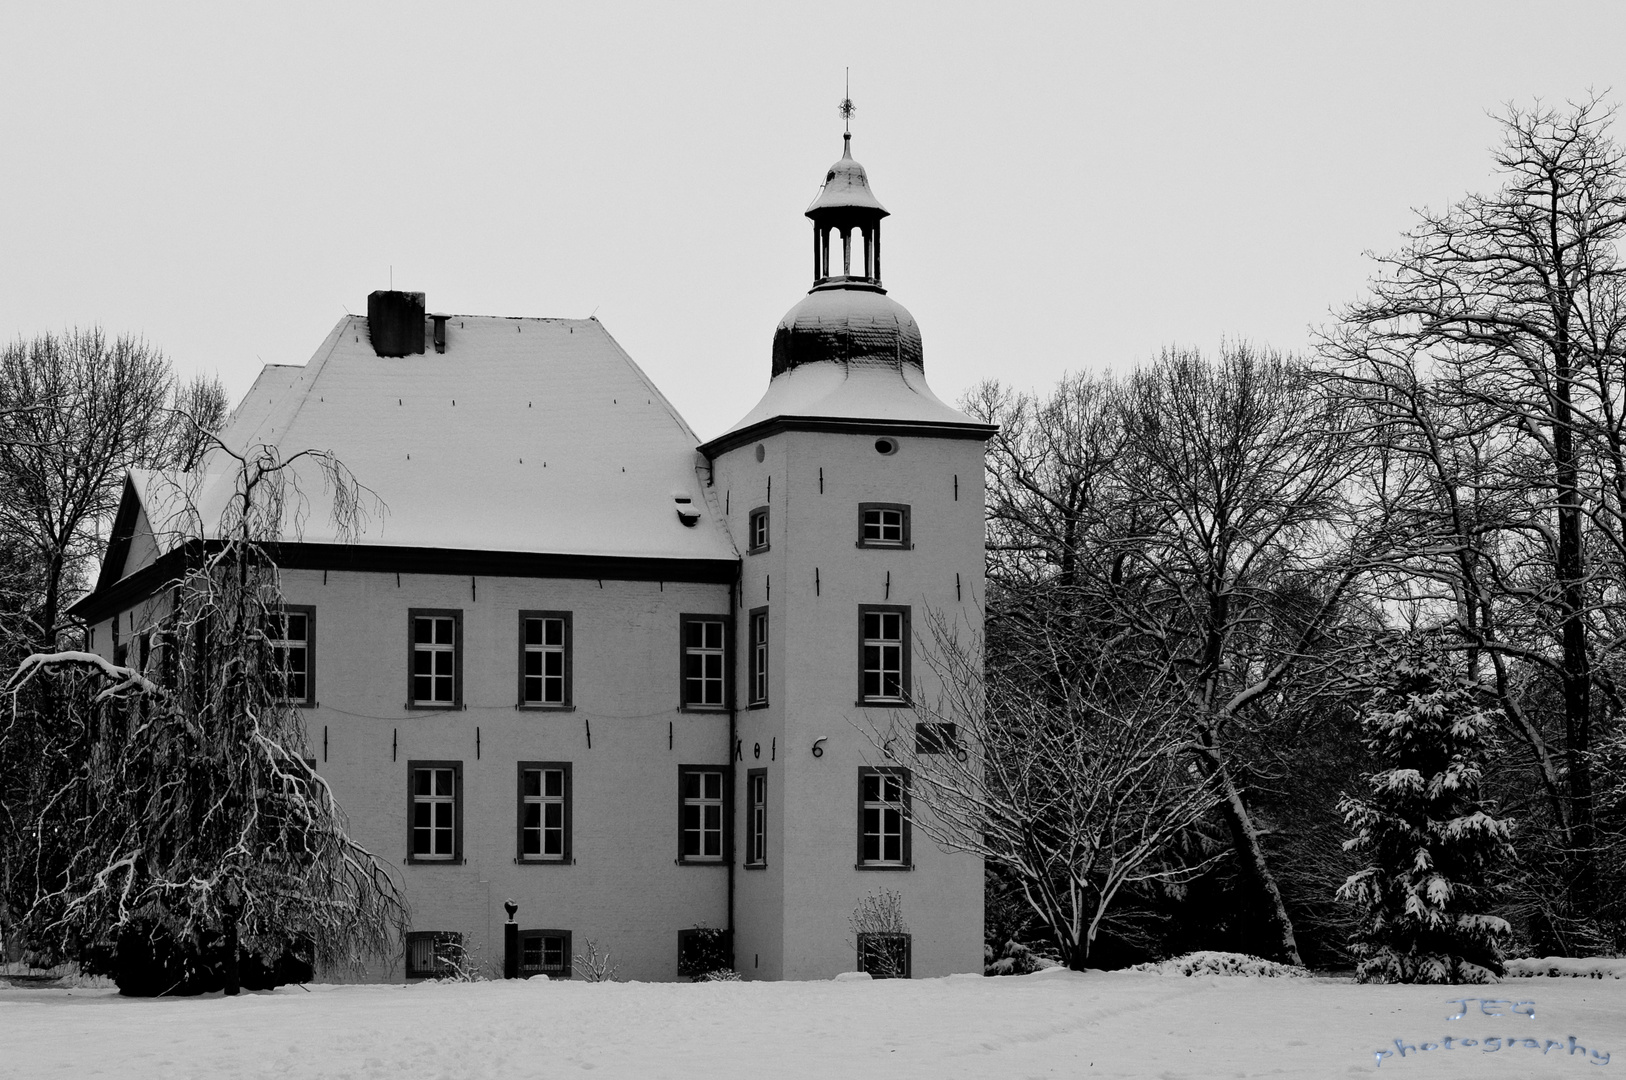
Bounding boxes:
839 68 855 134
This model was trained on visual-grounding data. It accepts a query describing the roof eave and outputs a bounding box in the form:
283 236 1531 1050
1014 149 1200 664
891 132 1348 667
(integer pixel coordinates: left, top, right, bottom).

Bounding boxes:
698 415 997 460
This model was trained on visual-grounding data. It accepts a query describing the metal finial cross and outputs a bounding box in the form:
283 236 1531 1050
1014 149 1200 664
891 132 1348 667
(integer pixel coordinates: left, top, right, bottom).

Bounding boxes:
839 68 855 134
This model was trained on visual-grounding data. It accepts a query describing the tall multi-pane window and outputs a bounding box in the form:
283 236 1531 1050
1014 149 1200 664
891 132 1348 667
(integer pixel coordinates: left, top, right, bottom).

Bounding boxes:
408 762 461 862
681 616 727 709
679 766 726 862
748 507 769 553
518 762 571 862
746 769 767 866
857 503 910 548
748 607 768 706
410 610 461 708
859 605 909 703
858 767 910 868
269 606 314 704
519 612 571 707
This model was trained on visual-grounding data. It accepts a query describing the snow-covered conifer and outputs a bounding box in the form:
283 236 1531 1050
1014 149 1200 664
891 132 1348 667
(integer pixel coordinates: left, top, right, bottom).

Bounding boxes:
1337 637 1514 983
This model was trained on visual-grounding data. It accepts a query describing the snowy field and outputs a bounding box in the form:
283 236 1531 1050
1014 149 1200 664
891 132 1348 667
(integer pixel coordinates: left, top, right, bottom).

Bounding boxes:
3 967 1625 1079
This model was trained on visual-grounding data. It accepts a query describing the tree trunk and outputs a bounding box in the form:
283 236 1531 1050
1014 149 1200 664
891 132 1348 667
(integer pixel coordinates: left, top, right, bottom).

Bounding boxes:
222 915 240 996
1553 340 1597 913
1201 735 1302 966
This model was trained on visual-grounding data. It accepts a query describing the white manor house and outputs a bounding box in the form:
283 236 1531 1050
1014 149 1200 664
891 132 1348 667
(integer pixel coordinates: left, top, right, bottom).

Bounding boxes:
72 130 994 982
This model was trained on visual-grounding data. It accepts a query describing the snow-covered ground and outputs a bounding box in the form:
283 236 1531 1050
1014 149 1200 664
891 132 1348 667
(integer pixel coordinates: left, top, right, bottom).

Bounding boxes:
3 967 1624 1078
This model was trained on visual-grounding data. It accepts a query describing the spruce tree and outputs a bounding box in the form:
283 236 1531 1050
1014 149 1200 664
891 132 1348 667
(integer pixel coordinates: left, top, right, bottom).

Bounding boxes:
1337 638 1515 983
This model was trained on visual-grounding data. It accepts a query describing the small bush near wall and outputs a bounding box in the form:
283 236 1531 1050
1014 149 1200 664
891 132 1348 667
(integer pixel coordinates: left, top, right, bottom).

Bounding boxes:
677 926 732 980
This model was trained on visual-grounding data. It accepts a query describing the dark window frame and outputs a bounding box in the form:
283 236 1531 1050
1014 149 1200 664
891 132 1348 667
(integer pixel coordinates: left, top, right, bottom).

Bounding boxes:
745 767 767 867
516 610 574 709
516 760 573 864
405 930 465 979
518 928 573 978
856 932 912 978
679 613 731 712
856 502 912 549
746 505 770 554
270 604 316 707
677 764 731 865
406 759 464 864
747 606 768 708
856 765 912 870
857 604 911 706
407 608 463 710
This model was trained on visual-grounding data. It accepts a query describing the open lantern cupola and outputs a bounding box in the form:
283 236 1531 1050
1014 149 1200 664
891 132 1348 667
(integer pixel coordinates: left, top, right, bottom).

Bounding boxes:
808 132 888 290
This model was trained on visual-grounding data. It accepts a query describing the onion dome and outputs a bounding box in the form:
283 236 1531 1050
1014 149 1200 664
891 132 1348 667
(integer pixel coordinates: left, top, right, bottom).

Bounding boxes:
772 288 922 375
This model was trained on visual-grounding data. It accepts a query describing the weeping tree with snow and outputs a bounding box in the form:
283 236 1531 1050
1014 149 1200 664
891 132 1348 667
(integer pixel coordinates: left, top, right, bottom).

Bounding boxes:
1 436 406 994
1336 637 1515 983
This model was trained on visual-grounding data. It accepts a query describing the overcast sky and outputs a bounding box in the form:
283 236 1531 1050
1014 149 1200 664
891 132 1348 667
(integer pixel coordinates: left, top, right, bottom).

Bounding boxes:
4 2 1624 441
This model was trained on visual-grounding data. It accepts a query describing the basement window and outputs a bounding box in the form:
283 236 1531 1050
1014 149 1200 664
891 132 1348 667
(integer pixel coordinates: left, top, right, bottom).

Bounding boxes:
519 929 572 978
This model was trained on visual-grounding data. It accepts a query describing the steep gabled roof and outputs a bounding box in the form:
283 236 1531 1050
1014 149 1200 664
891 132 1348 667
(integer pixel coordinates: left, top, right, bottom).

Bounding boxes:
79 314 738 612
208 314 735 561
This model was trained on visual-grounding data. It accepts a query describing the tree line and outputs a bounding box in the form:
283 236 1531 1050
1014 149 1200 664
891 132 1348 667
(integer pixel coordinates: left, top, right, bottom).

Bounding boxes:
884 97 1626 976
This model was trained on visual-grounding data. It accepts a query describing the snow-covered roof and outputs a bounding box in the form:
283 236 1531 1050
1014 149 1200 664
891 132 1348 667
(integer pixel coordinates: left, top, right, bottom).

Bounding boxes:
721 358 981 436
146 315 737 563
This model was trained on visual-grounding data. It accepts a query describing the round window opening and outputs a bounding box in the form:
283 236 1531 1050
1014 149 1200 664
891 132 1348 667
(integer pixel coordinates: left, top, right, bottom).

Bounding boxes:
874 438 898 456
754 443 765 463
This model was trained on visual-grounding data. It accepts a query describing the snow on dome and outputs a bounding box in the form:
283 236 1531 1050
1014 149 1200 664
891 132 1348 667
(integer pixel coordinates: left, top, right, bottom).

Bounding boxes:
719 350 980 439
772 288 923 375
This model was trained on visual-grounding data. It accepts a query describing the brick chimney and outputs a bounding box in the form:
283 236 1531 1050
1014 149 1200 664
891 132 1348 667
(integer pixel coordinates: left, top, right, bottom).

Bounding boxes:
367 290 426 357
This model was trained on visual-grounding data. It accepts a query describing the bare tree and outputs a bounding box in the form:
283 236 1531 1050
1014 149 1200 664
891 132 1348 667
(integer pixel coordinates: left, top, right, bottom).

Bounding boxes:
1112 345 1373 965
1321 96 1626 932
2 435 402 993
0 332 225 655
865 608 1225 971
968 347 1373 966
0 330 174 650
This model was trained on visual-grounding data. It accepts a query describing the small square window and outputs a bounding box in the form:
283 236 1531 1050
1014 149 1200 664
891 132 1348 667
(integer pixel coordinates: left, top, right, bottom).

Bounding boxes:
679 765 728 863
856 932 911 978
405 931 464 978
859 605 910 704
408 609 462 709
517 761 572 862
857 503 911 548
518 611 572 708
269 605 315 705
747 506 769 554
680 615 729 710
518 929 572 978
748 607 768 707
407 760 462 863
857 766 911 869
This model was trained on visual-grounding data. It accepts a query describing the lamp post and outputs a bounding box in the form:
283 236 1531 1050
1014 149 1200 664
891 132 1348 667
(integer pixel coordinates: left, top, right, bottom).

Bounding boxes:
503 899 519 979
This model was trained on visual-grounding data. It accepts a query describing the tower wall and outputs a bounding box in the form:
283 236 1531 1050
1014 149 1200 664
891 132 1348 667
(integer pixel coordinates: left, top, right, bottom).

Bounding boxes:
717 425 986 980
